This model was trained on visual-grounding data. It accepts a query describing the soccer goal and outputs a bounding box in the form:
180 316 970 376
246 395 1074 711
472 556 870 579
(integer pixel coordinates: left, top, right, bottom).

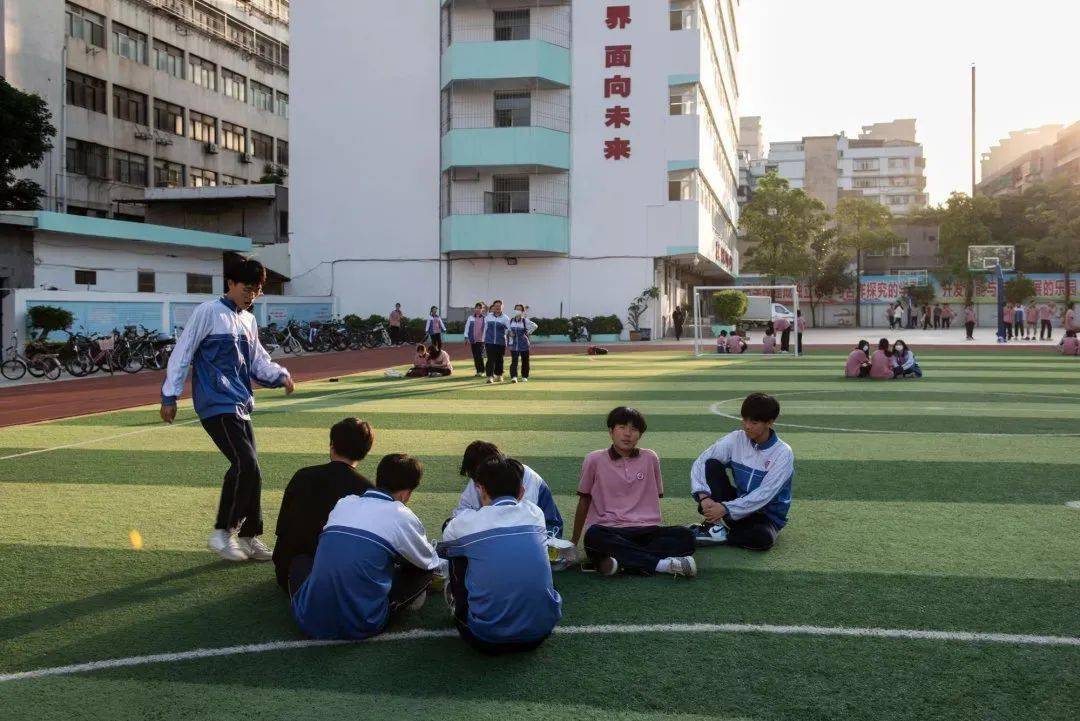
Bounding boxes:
692 285 801 357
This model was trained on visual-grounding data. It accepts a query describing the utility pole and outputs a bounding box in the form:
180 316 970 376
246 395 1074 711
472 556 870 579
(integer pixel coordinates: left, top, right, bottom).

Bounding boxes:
971 64 976 197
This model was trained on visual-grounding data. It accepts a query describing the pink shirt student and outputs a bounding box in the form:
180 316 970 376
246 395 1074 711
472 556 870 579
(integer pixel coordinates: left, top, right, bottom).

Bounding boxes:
578 447 663 531
1027 304 1038 323
412 351 428 368
869 349 892 379
726 333 744 353
796 316 806 332
762 333 776 354
428 349 453 371
965 307 976 324
845 350 868 378
1038 304 1051 322
389 309 403 327
774 317 791 332
1067 308 1077 331
1061 335 1079 355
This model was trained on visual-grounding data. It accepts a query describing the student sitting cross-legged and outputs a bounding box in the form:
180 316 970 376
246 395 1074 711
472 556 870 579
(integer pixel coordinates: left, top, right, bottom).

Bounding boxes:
438 455 563 654
571 407 697 578
844 340 871 378
273 417 375 592
688 393 793 551
289 454 439 639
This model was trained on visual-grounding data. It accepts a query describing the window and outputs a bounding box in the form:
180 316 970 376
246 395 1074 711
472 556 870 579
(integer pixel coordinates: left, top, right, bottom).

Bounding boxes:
65 3 104 48
275 91 289 118
113 85 148 124
276 139 289 166
668 175 693 201
187 273 213 294
220 174 248 186
153 159 184 188
488 175 529 214
886 194 912 206
66 139 108 178
222 68 246 102
189 168 217 187
112 23 148 64
669 1 695 30
279 211 289 237
853 159 879 172
669 87 696 115
493 9 529 41
888 157 910 170
75 270 97 286
190 111 217 143
250 81 273 112
189 55 217 90
153 99 184 135
889 242 911 257
221 121 246 152
154 40 184 78
137 271 155 293
113 150 148 186
853 177 880 188
494 91 530 127
250 131 273 161
66 70 106 114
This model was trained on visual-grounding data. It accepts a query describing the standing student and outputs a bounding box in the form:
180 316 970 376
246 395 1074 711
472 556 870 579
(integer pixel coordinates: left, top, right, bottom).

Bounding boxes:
1025 302 1039 341
941 303 954 329
893 302 906 330
508 304 537 383
1066 302 1077 337
964 303 976 340
774 315 792 352
1038 302 1053 340
845 340 872 378
869 338 893 379
1003 303 1014 341
426 345 453 377
891 340 922 378
439 455 562 654
762 327 777 354
484 300 511 384
672 305 686 341
571 407 697 578
463 302 487 377
932 304 942 329
921 305 932 331
273 418 375 591
796 310 806 354
289 454 439 639
425 306 446 352
161 257 293 563
688 393 794 551
388 303 404 346
1013 303 1026 340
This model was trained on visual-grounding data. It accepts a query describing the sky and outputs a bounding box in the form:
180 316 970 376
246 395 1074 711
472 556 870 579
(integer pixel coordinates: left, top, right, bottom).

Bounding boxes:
736 0 1080 204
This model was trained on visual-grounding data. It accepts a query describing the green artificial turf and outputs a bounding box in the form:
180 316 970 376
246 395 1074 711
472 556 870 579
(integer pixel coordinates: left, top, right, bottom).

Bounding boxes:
1 351 1078 720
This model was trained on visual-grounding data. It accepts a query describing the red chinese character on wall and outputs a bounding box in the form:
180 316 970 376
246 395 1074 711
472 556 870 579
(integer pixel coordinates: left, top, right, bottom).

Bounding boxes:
605 44 632 68
603 137 631 160
604 105 631 128
605 5 631 29
604 75 631 98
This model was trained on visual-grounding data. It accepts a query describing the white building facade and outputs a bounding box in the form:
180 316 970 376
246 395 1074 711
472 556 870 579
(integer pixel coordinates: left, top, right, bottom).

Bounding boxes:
290 0 741 335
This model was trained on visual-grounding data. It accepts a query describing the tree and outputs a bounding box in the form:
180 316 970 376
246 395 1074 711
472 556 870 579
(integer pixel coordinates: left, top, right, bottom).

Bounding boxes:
27 305 74 341
1019 179 1080 306
834 197 900 326
626 286 659 332
258 163 287 184
927 192 999 303
0 77 56 209
739 171 825 297
1003 275 1037 306
802 226 852 327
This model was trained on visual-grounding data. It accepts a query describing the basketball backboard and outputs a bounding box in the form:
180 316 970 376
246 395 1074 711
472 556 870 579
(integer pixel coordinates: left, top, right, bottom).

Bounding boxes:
967 245 1015 272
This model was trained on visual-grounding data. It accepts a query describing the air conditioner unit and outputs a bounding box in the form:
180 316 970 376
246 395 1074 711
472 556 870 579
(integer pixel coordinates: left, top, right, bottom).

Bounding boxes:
205 142 220 154
240 152 254 163
450 168 480 181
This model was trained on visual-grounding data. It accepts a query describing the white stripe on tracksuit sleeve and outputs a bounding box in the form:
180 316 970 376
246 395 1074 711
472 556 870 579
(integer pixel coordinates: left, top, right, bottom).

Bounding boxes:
689 434 735 498
248 317 290 387
161 304 212 403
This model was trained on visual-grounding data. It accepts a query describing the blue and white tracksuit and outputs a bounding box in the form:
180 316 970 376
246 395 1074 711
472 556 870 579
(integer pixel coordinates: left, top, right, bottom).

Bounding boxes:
690 430 794 528
451 464 563 537
483 313 511 346
292 490 440 640
439 498 562 646
507 317 536 353
161 297 288 419
891 349 922 377
425 316 446 336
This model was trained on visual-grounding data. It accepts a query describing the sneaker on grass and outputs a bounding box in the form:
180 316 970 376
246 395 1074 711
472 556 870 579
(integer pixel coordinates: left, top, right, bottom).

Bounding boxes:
208 529 248 562
236 536 273 561
689 522 729 546
662 556 697 578
598 556 619 576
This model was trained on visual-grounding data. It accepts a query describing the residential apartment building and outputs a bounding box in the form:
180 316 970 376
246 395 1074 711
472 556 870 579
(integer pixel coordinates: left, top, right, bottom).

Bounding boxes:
1 0 289 218
977 121 1080 196
290 0 742 334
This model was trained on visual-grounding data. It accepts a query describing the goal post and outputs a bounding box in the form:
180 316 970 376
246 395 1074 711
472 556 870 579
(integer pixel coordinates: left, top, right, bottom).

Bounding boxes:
692 285 800 357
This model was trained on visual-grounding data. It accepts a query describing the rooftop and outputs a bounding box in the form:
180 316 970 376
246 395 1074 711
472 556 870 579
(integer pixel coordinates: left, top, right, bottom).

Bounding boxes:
0 211 252 252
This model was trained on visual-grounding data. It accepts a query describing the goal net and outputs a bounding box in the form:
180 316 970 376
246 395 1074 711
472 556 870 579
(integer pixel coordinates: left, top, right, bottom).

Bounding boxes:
692 285 801 357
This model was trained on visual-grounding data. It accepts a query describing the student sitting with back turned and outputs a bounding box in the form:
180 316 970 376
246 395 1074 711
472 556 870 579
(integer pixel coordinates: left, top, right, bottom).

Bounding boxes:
450 440 563 538
727 329 747 354
290 454 439 640
762 327 777 354
688 393 793 551
716 329 730 353
273 417 375 592
845 340 871 378
869 338 893 379
571 407 697 578
425 344 453 377
438 455 563 654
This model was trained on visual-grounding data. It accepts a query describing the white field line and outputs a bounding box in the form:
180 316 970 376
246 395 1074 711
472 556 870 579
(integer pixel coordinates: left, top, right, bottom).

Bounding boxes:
2 621 1077 683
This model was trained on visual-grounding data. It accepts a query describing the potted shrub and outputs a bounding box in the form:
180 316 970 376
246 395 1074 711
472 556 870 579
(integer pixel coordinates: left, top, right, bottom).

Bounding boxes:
533 317 571 343
588 314 623 342
711 289 747 337
626 286 660 341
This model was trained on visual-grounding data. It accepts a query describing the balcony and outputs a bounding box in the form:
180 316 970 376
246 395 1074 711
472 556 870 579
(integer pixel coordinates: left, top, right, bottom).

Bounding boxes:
441 126 569 171
441 13 570 87
441 184 568 256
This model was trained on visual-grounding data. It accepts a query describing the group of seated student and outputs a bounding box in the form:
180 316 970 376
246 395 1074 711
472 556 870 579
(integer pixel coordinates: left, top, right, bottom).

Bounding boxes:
845 339 922 379
274 392 794 653
405 343 453 378
1059 329 1079 355
716 330 748 354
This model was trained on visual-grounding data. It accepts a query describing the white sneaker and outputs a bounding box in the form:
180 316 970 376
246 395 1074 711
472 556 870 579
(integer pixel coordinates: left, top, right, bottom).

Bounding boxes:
598 556 619 576
664 556 697 578
689 522 729 546
511 377 518 383
208 529 248 562
486 377 494 384
522 378 529 383
236 536 273 561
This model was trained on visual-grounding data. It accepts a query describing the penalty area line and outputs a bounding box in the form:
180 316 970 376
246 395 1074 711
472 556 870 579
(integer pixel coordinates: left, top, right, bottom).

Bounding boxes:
2 622 1077 683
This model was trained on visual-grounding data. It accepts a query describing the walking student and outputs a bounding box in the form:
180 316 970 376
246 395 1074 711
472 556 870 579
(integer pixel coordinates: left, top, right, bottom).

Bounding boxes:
1038 302 1053 341
941 303 955 329
796 310 806 354
425 306 446 352
508 304 536 383
388 303 404 346
463 302 487 377
672 305 686 341
964 303 976 340
160 257 294 562
1025 302 1038 340
932 303 942 329
1003 303 1014 341
483 300 511 383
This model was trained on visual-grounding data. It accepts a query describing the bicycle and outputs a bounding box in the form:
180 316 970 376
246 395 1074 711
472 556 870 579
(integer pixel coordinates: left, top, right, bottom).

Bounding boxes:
2 332 62 381
363 323 393 349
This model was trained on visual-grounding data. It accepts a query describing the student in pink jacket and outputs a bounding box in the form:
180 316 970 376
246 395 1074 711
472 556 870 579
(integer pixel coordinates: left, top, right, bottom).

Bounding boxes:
1061 330 1079 356
762 328 777 354
845 340 871 378
869 339 893 379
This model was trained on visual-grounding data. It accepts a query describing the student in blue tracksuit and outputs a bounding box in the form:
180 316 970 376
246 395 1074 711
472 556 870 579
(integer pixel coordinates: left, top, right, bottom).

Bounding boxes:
507 304 537 383
450 440 563 538
425 306 447 352
290 454 440 639
160 258 294 563
483 299 511 383
438 455 563 654
688 393 793 551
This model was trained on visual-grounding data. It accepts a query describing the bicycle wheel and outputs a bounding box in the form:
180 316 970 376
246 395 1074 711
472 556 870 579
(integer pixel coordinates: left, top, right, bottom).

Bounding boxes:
288 337 304 355
363 331 380 349
43 357 62 380
120 348 143 374
26 355 47 378
1 358 27 380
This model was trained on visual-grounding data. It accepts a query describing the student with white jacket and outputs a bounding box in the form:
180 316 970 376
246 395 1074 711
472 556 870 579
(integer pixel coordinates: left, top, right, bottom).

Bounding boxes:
507 304 538 383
